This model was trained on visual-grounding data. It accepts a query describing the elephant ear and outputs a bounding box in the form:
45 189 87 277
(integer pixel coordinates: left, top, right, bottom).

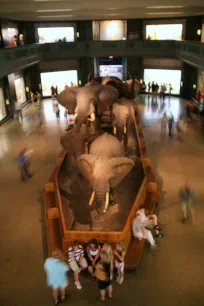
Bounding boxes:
76 154 97 183
109 157 135 188
57 87 79 114
98 85 119 114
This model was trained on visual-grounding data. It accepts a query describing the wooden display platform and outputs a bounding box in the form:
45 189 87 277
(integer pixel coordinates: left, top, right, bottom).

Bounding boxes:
44 104 158 269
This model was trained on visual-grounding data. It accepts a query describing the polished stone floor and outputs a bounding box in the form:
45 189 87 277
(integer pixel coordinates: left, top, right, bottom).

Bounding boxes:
0 96 204 306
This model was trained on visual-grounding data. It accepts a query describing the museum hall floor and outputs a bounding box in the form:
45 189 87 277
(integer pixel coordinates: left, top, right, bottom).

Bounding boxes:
0 96 204 306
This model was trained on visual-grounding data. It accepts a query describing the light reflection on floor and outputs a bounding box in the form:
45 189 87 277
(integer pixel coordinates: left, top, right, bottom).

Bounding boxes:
139 94 185 121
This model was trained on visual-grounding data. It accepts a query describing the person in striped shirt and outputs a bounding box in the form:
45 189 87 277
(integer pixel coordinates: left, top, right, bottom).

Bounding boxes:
68 240 87 290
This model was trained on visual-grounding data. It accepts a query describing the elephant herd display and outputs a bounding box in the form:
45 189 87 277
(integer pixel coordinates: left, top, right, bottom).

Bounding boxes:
58 76 141 215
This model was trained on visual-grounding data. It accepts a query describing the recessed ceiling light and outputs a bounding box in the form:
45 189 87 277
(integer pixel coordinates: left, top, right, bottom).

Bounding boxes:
36 9 73 12
146 12 184 15
38 15 73 18
106 13 123 16
147 6 184 9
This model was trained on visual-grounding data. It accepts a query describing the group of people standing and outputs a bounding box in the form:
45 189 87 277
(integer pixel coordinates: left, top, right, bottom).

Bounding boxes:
141 81 172 98
161 112 186 140
44 239 126 305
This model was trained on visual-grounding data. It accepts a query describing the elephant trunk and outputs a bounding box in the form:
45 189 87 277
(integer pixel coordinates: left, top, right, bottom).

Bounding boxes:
94 182 110 213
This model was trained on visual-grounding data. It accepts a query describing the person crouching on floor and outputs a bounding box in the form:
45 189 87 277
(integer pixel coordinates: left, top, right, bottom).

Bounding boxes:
136 206 163 238
132 212 156 249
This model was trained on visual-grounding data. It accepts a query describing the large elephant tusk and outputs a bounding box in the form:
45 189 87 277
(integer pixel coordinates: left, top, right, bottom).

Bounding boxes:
103 192 109 213
70 113 78 121
124 125 127 134
89 191 95 206
88 112 96 122
113 126 117 135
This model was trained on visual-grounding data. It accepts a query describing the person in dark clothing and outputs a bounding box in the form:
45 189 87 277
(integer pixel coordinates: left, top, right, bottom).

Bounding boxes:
155 83 159 92
168 114 174 138
94 250 113 301
55 86 58 97
151 82 156 93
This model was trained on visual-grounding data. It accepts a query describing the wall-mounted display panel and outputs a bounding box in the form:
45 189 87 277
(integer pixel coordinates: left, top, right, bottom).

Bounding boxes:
143 19 186 40
98 57 124 80
93 20 127 41
0 88 7 121
201 24 204 43
100 65 123 80
37 27 75 43
41 70 78 96
146 24 183 40
144 69 182 95
14 77 26 104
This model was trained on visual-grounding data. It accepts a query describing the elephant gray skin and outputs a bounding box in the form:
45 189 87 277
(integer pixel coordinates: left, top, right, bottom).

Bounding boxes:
60 124 89 160
76 133 135 214
57 81 119 131
112 101 134 140
60 125 104 193
88 75 140 99
112 98 140 160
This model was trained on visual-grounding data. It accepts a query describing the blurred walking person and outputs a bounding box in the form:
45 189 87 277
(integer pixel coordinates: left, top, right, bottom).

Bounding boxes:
176 115 185 141
44 249 69 306
179 182 196 223
168 114 174 138
51 85 55 101
161 112 168 135
17 148 33 182
54 103 60 123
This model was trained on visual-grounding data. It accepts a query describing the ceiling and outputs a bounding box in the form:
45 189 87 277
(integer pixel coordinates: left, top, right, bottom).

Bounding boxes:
0 0 204 21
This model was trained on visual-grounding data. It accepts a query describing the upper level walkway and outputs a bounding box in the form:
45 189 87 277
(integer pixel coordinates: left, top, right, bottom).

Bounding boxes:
1 40 204 78
0 95 204 306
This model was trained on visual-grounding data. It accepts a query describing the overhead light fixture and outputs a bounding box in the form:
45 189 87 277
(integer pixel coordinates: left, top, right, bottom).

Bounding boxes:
38 15 73 18
36 9 73 12
146 12 184 15
106 13 123 16
147 6 184 9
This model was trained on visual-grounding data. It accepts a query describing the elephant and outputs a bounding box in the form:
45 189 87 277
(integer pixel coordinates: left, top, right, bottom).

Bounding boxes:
76 133 135 214
87 73 140 99
57 81 119 131
112 101 134 140
60 124 89 160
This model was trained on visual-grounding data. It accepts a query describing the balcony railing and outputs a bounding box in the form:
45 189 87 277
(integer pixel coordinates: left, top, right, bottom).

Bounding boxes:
0 40 204 78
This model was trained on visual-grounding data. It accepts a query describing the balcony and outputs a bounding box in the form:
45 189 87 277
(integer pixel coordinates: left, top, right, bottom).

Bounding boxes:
0 40 204 79
1 44 43 78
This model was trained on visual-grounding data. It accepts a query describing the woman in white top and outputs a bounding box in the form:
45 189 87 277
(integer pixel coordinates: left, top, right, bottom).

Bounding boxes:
86 239 101 278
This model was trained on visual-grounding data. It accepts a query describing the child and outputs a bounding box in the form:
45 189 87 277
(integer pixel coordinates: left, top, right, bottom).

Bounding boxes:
114 242 126 284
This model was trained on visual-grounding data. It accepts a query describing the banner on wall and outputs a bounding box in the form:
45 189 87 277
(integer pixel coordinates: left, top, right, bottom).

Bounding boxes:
14 77 26 104
0 88 7 121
